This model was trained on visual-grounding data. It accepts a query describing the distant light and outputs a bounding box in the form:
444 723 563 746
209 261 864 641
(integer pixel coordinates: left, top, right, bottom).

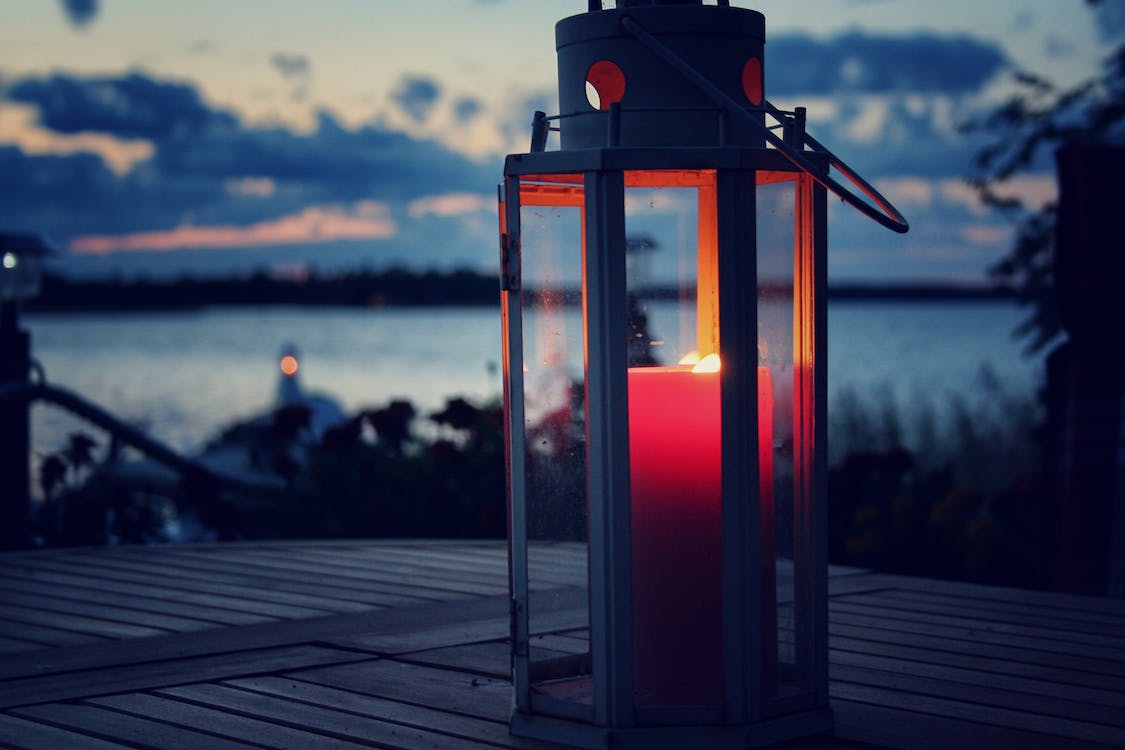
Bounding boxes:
1 252 17 270
280 354 299 376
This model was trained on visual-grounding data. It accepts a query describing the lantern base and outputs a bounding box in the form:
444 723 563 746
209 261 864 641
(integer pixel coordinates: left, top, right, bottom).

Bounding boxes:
510 706 833 749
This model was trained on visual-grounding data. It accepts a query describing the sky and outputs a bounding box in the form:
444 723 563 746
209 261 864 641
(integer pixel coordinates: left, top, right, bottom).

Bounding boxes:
0 0 1120 283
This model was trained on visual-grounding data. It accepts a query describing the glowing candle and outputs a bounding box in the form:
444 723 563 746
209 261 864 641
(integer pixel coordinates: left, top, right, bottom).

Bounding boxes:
629 360 775 705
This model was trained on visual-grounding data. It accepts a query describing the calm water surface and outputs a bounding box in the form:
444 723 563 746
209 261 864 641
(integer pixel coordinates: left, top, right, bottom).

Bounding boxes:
26 301 1042 458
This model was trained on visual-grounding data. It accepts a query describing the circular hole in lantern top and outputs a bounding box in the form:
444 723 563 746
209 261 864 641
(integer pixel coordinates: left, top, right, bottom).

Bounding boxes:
585 60 626 110
742 56 763 106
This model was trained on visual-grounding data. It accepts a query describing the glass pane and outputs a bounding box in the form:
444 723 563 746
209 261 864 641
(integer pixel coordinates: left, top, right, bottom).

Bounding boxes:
625 170 723 707
518 179 592 707
756 171 814 700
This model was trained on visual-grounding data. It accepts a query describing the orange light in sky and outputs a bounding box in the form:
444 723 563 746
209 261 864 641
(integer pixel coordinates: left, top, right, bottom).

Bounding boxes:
280 355 299 376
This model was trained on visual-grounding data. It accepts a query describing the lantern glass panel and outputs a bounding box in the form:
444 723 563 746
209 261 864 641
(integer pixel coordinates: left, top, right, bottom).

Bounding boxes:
518 178 593 707
756 171 817 704
624 169 725 708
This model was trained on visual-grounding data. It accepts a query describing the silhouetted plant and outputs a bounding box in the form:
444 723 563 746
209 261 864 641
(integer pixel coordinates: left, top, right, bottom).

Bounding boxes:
827 371 1046 586
36 431 172 546
962 0 1124 352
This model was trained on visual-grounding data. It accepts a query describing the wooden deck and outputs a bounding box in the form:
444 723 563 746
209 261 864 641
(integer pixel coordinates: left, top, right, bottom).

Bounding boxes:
0 540 1122 749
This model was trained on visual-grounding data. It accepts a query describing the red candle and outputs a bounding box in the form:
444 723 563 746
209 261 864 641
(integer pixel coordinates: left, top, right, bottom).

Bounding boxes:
628 362 775 705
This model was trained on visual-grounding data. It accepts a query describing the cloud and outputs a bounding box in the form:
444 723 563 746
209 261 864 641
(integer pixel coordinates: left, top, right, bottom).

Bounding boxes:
1093 0 1125 42
0 103 152 174
70 200 396 254
453 96 482 123
59 0 98 28
270 52 311 81
391 75 441 123
407 193 490 219
0 72 495 260
6 72 233 139
768 32 1007 95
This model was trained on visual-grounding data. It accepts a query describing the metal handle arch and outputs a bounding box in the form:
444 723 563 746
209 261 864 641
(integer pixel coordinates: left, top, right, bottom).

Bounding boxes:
619 15 909 234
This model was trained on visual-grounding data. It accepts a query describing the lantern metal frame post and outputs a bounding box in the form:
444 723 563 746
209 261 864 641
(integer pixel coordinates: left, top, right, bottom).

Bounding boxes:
0 233 50 550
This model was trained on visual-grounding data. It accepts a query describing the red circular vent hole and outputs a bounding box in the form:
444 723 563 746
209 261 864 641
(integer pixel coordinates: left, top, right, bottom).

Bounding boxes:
742 57 762 106
585 60 626 110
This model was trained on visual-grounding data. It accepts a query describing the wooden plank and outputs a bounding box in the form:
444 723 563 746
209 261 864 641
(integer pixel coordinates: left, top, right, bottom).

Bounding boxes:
867 587 1125 633
218 675 561 749
330 617 511 655
0 713 132 749
855 572 1125 617
0 645 372 710
0 617 109 649
830 662 1125 729
831 679 1125 746
830 643 1125 709
0 635 42 655
292 659 513 723
40 551 383 614
398 641 513 679
827 573 896 598
71 546 431 609
90 692 375 750
0 602 171 641
0 587 223 633
830 630 1125 693
529 632 590 655
2 567 281 624
330 597 587 656
0 577 270 627
11 702 261 749
159 547 478 603
158 682 502 750
9 557 336 620
835 592 1125 646
830 607 1125 670
0 591 512 684
223 547 509 597
832 697 1114 750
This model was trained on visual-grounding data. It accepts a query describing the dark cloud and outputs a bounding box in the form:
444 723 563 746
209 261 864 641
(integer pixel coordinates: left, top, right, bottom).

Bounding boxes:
453 96 482 123
1092 0 1125 41
0 72 493 253
59 0 98 28
270 52 311 81
801 95 986 179
768 32 1007 95
6 73 233 139
391 75 441 122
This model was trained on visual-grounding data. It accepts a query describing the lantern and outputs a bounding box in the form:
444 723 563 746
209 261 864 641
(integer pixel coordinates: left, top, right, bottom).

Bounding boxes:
499 2 907 747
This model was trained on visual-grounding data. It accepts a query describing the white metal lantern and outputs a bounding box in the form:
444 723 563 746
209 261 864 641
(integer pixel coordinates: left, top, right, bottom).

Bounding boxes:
500 2 907 748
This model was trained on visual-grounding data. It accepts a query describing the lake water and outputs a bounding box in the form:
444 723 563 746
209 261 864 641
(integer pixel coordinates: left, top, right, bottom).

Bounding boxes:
25 301 1043 461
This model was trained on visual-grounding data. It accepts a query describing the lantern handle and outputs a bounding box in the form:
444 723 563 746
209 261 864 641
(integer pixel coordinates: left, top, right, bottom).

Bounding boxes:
620 15 909 234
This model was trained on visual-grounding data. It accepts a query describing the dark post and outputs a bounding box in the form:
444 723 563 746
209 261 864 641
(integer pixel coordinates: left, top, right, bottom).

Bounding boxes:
0 300 31 549
1046 143 1125 596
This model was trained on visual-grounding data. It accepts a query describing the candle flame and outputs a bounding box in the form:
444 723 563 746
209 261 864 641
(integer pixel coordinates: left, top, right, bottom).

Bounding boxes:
280 354 299 376
691 353 721 373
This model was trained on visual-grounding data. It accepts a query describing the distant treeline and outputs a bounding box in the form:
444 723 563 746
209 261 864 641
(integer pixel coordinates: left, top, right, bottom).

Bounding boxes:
28 270 1015 313
30 269 502 312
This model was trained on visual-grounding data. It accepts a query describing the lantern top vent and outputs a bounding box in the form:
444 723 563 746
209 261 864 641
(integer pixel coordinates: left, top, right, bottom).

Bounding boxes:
556 1 765 150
